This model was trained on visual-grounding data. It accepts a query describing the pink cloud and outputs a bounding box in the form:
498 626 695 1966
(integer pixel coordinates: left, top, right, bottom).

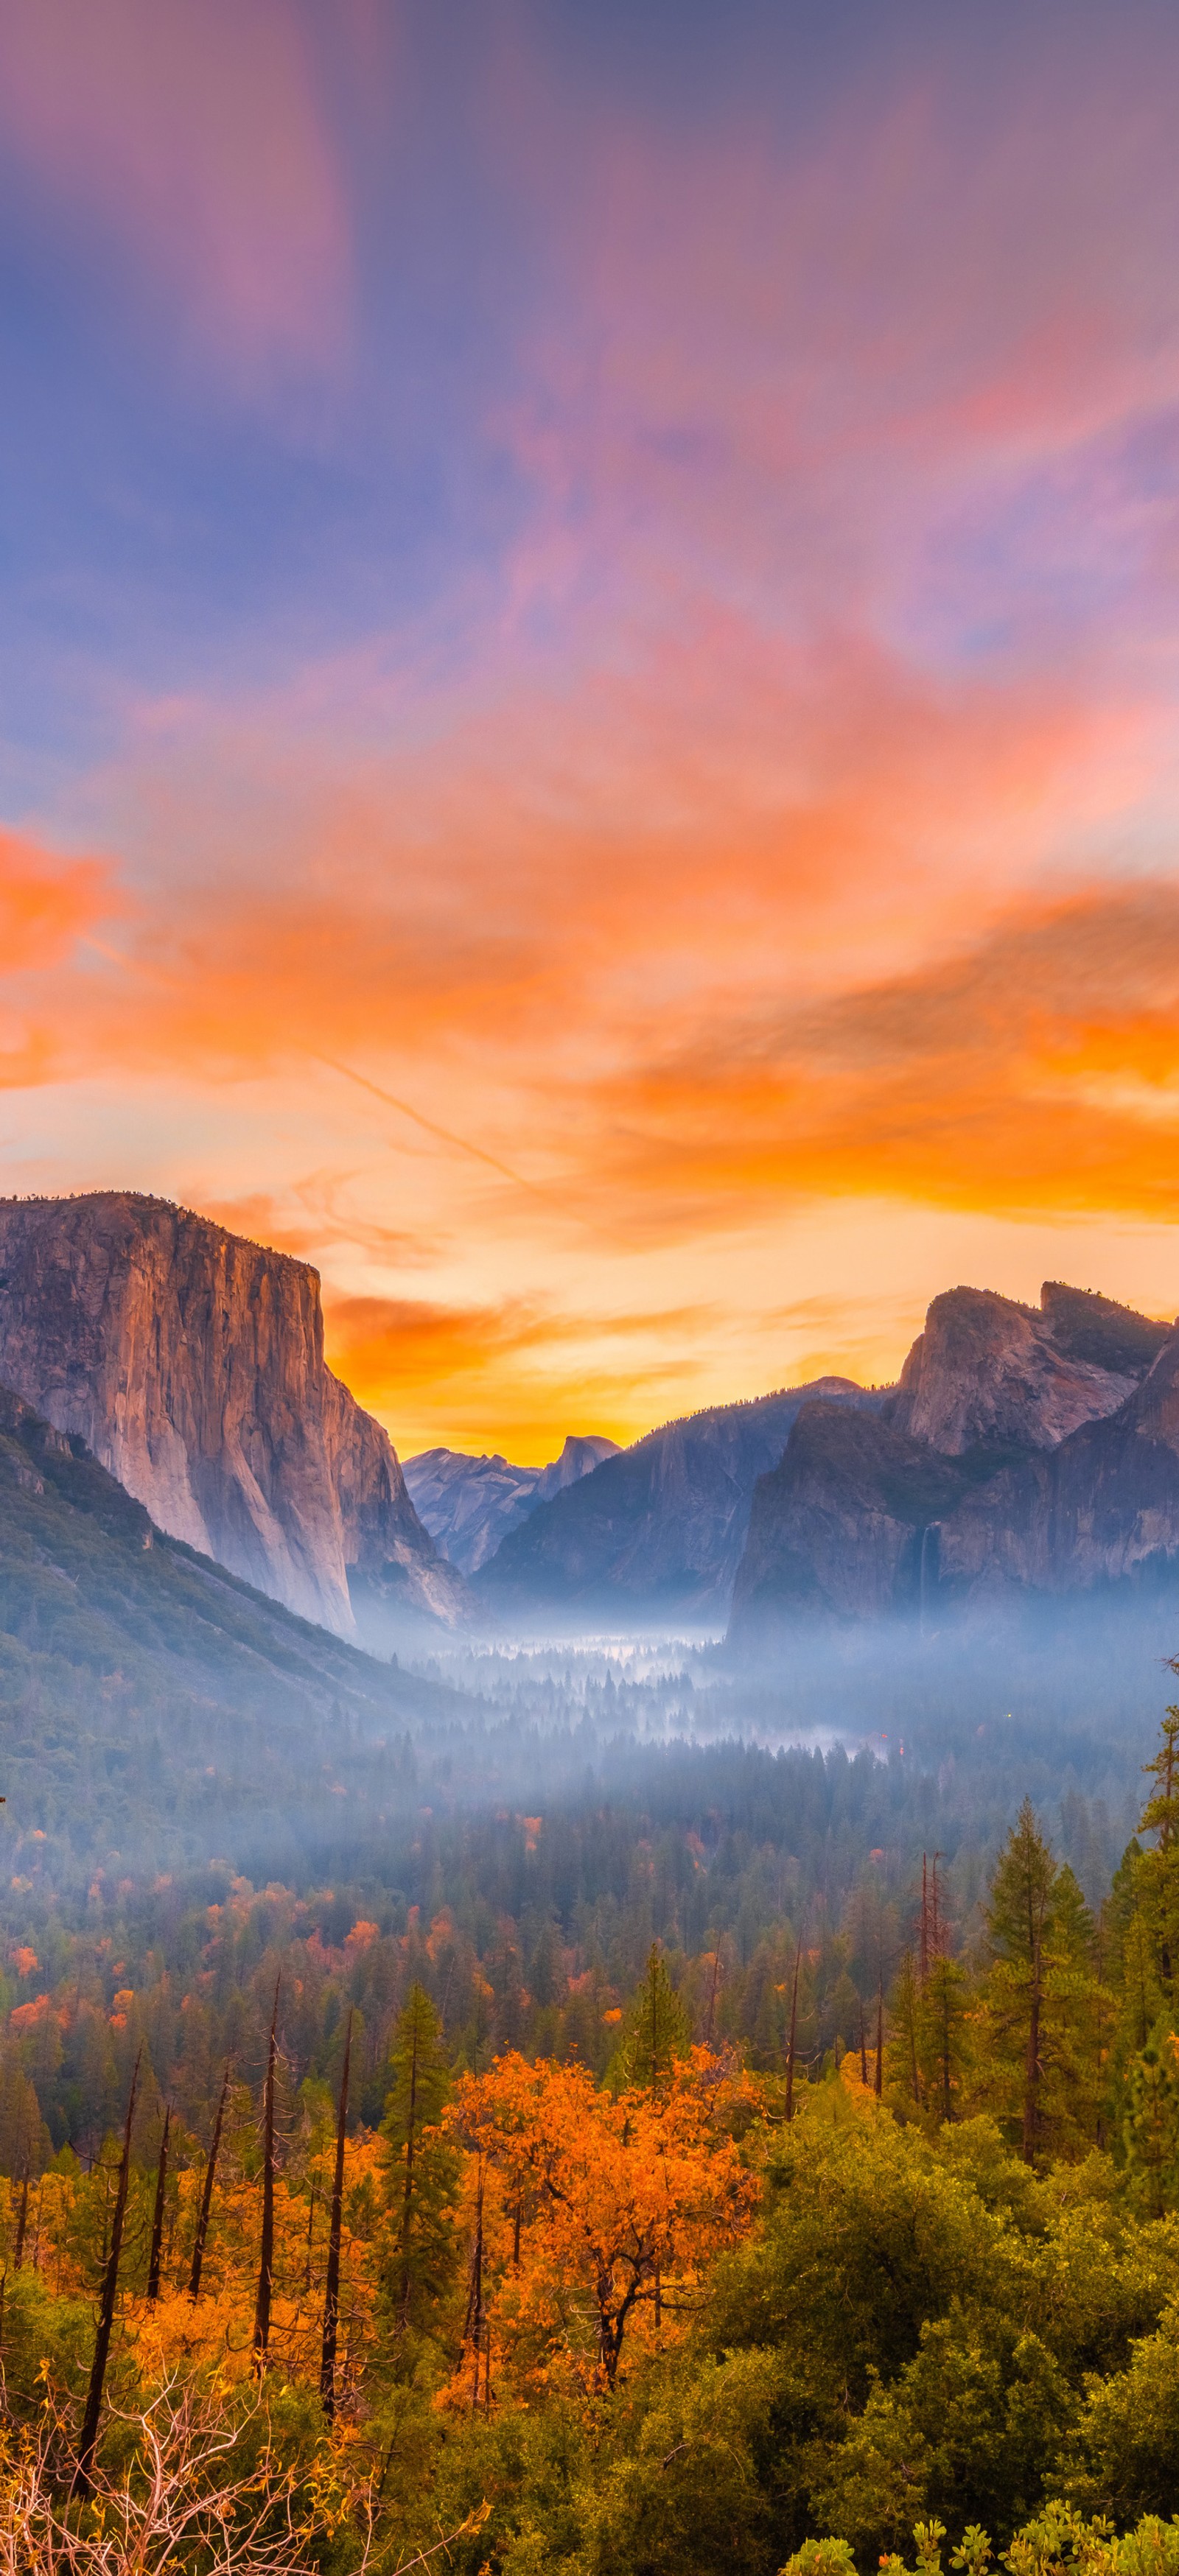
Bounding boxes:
487 32 1179 655
0 0 351 374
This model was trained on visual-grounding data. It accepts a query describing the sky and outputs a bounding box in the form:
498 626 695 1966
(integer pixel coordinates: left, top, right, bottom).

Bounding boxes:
4 0 1179 1462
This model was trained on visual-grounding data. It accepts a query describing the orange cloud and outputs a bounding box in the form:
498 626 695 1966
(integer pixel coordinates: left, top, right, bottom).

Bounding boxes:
323 1291 714 1461
0 829 108 971
588 885 1179 1233
1 611 1136 1099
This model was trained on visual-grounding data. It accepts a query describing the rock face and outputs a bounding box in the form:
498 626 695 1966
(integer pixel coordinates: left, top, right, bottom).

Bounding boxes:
0 1193 465 1640
477 1378 883 1619
729 1282 1177 1648
889 1285 1144 1455
404 1434 620 1576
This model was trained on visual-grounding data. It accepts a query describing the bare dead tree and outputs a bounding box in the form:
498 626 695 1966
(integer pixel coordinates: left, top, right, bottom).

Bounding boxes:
785 1930 803 2122
146 2103 171 2301
12 2169 29 2272
188 2060 231 2302
7 2375 367 2574
252 1978 281 2376
319 2007 352 2422
73 2047 141 2498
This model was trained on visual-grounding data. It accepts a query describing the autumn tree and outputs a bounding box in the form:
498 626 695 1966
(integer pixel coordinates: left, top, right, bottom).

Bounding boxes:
447 2049 758 2398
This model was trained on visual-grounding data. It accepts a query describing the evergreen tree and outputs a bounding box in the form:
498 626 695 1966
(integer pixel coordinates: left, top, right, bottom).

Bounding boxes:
609 1945 691 2097
379 1984 459 2338
916 1954 970 2124
884 1950 923 2113
1137 1689 1179 1994
978 1801 1105 2163
1122 2023 1179 2216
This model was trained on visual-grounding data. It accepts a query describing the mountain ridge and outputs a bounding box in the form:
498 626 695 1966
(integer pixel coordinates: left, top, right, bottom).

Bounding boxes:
729 1280 1179 1646
477 1375 884 1619
404 1433 619 1574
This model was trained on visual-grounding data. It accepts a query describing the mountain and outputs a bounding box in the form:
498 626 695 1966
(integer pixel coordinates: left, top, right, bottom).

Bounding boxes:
0 1194 466 1643
888 1279 1162 1453
404 1434 620 1574
476 1378 881 1621
728 1282 1177 1647
0 1379 459 1883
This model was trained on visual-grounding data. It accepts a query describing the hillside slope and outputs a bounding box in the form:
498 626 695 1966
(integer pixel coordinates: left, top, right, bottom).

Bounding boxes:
0 1382 459 1885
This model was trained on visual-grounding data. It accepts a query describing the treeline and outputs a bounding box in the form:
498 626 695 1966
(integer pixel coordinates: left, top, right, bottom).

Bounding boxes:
0 1737 1135 2164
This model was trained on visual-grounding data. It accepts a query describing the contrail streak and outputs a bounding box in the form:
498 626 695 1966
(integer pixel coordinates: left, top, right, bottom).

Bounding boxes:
310 1053 547 1197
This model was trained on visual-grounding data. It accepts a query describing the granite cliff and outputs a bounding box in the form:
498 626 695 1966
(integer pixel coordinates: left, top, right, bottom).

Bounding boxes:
0 1193 465 1640
729 1281 1177 1647
477 1377 883 1620
404 1434 620 1575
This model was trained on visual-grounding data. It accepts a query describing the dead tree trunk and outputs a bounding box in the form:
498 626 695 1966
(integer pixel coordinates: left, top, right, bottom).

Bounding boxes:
146 2104 171 2300
398 2014 421 2330
188 2061 230 2301
13 2169 29 2271
785 1933 802 2121
73 2049 141 2498
252 1979 280 2376
319 2010 352 2422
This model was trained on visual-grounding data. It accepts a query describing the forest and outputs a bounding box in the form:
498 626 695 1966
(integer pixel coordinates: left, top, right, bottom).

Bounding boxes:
1 1650 1179 2572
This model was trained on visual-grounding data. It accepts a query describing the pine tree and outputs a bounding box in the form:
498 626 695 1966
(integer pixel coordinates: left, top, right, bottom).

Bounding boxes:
380 1984 459 2338
884 1951 923 2112
979 1802 1106 2162
1123 2025 1179 2216
1108 1839 1161 2059
1138 1689 1179 1993
612 1945 690 2097
916 1954 970 2124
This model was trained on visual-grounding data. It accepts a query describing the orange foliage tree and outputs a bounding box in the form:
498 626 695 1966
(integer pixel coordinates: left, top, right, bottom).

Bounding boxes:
445 2047 759 2399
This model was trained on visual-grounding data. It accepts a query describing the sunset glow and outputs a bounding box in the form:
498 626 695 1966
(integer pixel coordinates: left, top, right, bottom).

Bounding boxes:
5 1 1179 1459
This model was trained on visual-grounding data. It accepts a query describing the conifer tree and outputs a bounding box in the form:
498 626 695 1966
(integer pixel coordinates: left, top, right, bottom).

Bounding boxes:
1108 1839 1160 2060
979 1801 1105 2162
1122 2026 1179 2215
380 1984 458 2337
917 1954 970 2123
1138 1686 1179 1993
612 1945 690 2096
885 1951 923 2110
